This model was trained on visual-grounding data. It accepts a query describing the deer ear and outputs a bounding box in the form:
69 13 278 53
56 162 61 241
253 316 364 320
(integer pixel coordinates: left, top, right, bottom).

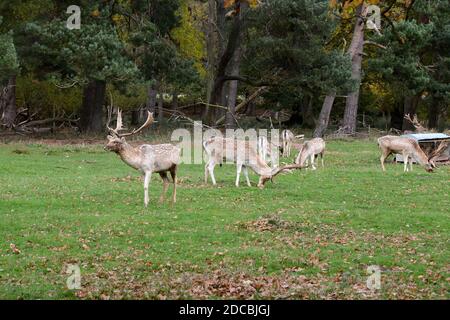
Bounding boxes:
107 135 114 141
120 137 126 142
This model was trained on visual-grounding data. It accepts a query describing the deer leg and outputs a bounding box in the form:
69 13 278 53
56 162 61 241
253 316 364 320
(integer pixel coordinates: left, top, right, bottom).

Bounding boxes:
380 151 389 171
243 166 251 187
235 163 242 187
207 161 217 185
170 165 177 203
403 154 409 172
144 171 152 207
159 172 170 203
409 156 413 171
321 152 324 168
204 161 209 184
311 154 317 170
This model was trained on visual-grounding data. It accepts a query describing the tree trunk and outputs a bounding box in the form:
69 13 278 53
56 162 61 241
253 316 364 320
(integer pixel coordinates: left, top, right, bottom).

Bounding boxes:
225 40 242 129
427 100 439 129
390 102 403 130
79 80 106 133
157 91 164 123
342 4 366 134
302 94 315 128
402 95 420 131
147 83 157 113
203 0 217 122
208 0 244 125
1 76 17 128
313 92 336 138
172 90 178 111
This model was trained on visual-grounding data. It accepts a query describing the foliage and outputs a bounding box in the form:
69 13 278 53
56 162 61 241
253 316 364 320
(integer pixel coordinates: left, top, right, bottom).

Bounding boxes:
15 75 82 117
18 21 138 86
369 21 432 96
170 0 206 78
243 0 353 110
0 28 19 81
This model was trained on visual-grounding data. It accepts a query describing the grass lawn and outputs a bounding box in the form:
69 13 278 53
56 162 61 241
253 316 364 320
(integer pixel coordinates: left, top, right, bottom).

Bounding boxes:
0 138 448 299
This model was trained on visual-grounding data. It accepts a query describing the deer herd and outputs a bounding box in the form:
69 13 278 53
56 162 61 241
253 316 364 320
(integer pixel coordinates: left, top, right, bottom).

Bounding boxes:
104 109 442 207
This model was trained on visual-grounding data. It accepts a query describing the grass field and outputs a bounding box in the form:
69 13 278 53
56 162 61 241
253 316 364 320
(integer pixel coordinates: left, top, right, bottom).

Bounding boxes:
0 138 449 299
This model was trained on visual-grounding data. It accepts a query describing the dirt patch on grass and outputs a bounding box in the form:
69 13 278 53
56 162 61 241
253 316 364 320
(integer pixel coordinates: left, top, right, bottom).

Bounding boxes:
237 214 293 232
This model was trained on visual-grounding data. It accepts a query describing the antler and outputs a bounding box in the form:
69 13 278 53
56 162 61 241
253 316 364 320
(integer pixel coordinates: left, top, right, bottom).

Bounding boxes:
271 163 303 178
105 90 154 137
106 106 126 136
404 114 427 132
428 141 449 161
117 111 154 137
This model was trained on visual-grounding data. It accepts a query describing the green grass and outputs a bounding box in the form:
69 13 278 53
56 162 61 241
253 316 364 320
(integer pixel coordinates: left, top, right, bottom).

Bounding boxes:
0 139 449 299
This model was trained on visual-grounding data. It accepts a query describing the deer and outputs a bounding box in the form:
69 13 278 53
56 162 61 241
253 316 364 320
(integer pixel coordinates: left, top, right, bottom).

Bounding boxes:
403 114 427 133
281 130 304 157
104 108 181 207
257 135 278 167
281 129 294 157
203 136 301 188
294 138 326 170
377 135 433 172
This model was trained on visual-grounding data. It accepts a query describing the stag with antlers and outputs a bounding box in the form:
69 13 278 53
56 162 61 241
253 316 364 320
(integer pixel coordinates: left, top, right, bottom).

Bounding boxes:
105 109 180 207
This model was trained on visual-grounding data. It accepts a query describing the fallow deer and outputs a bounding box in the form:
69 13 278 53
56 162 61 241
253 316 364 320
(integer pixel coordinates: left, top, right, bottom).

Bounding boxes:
257 135 278 167
377 135 433 172
105 109 181 207
281 129 295 157
203 136 301 188
294 138 326 170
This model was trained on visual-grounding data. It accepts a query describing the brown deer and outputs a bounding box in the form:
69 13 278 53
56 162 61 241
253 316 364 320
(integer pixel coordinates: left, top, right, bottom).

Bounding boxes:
377 135 433 172
105 109 180 207
203 136 301 188
294 138 326 170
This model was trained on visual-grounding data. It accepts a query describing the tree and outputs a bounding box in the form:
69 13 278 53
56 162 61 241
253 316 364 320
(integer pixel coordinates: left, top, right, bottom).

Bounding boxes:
203 0 258 124
243 0 352 134
0 24 19 128
369 19 434 130
120 0 200 122
18 19 138 132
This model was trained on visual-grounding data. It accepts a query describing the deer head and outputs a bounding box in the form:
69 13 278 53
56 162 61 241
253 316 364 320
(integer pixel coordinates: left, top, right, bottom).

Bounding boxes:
105 107 154 153
257 164 302 188
404 114 427 133
427 141 448 170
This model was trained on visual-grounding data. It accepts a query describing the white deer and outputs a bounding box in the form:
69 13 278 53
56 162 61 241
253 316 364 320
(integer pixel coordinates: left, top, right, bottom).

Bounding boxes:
294 138 326 170
377 135 433 172
203 136 300 188
281 130 304 157
105 109 181 207
257 135 278 167
281 129 295 157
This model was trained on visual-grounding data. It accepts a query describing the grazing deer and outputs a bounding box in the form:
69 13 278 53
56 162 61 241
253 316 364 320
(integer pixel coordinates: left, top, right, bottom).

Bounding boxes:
377 135 433 172
294 138 326 170
203 136 300 188
105 109 180 207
